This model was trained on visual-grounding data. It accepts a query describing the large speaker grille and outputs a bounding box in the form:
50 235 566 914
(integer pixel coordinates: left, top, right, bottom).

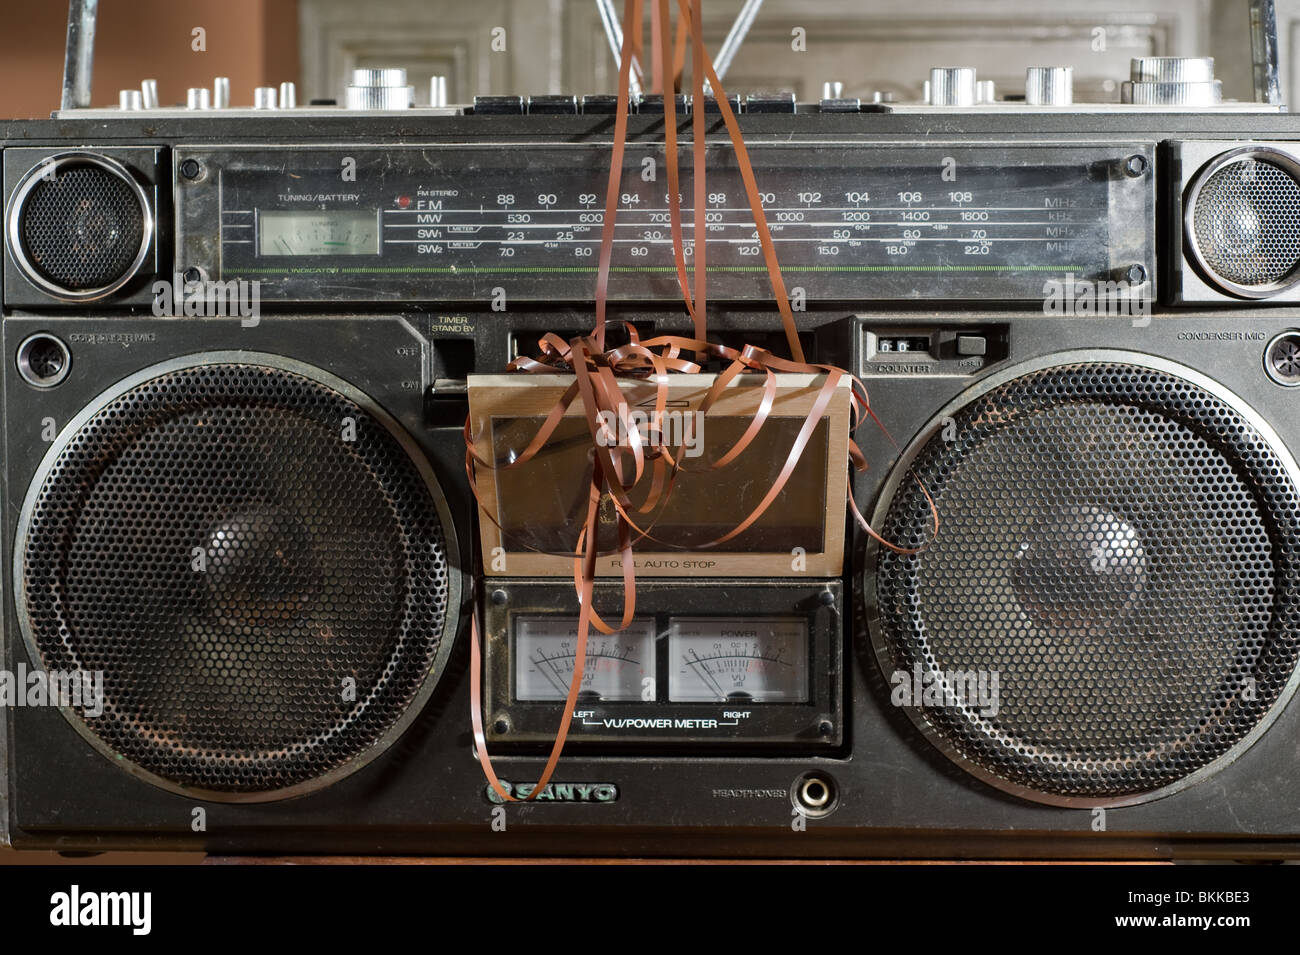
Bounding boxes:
1188 151 1300 295
13 156 148 295
874 361 1300 804
18 360 454 799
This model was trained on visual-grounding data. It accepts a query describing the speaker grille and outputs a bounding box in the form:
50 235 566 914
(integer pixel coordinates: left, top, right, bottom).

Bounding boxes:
19 362 453 797
1191 156 1300 291
874 362 1300 802
17 160 146 293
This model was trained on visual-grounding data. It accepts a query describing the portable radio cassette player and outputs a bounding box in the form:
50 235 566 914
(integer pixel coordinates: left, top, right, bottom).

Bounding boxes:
3 0 1300 860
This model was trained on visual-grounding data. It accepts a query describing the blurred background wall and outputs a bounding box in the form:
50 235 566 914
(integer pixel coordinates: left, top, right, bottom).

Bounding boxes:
0 0 1297 117
0 0 298 118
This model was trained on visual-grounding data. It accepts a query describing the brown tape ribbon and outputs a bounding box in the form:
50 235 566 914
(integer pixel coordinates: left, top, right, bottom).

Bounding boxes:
468 0 939 803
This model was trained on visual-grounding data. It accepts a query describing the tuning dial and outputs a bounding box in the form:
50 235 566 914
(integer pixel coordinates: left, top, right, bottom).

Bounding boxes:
345 68 415 110
186 87 212 110
118 89 144 111
213 77 231 109
929 67 977 106
140 79 159 109
279 82 298 109
1025 66 1073 106
253 87 277 109
1131 56 1215 83
1121 56 1221 106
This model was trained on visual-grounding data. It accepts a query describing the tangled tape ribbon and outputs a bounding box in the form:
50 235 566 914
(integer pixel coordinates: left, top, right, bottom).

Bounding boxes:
467 0 938 803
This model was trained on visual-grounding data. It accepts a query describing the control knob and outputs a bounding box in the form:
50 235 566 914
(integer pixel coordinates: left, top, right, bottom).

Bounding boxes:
1121 56 1221 106
345 68 414 110
1025 66 1073 106
929 67 977 106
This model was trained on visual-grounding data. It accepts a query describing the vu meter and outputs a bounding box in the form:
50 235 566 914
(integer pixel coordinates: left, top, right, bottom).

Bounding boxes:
484 582 841 748
257 210 380 256
669 617 810 703
514 617 656 702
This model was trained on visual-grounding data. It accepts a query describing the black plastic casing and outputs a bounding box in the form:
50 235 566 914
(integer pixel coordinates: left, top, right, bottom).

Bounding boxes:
1 109 1299 858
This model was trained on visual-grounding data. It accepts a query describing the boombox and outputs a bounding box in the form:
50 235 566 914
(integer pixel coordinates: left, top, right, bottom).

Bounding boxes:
4 1 1300 859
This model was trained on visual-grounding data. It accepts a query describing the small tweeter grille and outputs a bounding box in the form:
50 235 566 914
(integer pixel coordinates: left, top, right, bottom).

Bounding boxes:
16 358 456 801
873 358 1300 806
1186 148 1300 297
6 153 151 300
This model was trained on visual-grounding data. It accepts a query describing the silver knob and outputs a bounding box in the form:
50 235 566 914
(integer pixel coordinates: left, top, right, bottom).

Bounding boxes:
212 76 230 109
429 75 448 108
279 81 297 109
1131 56 1215 83
821 80 844 100
345 67 414 110
140 79 159 109
1122 81 1223 105
975 79 996 104
355 68 406 87
253 87 278 109
1121 56 1221 106
1025 66 1073 106
119 89 143 110
929 67 977 106
186 87 212 110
